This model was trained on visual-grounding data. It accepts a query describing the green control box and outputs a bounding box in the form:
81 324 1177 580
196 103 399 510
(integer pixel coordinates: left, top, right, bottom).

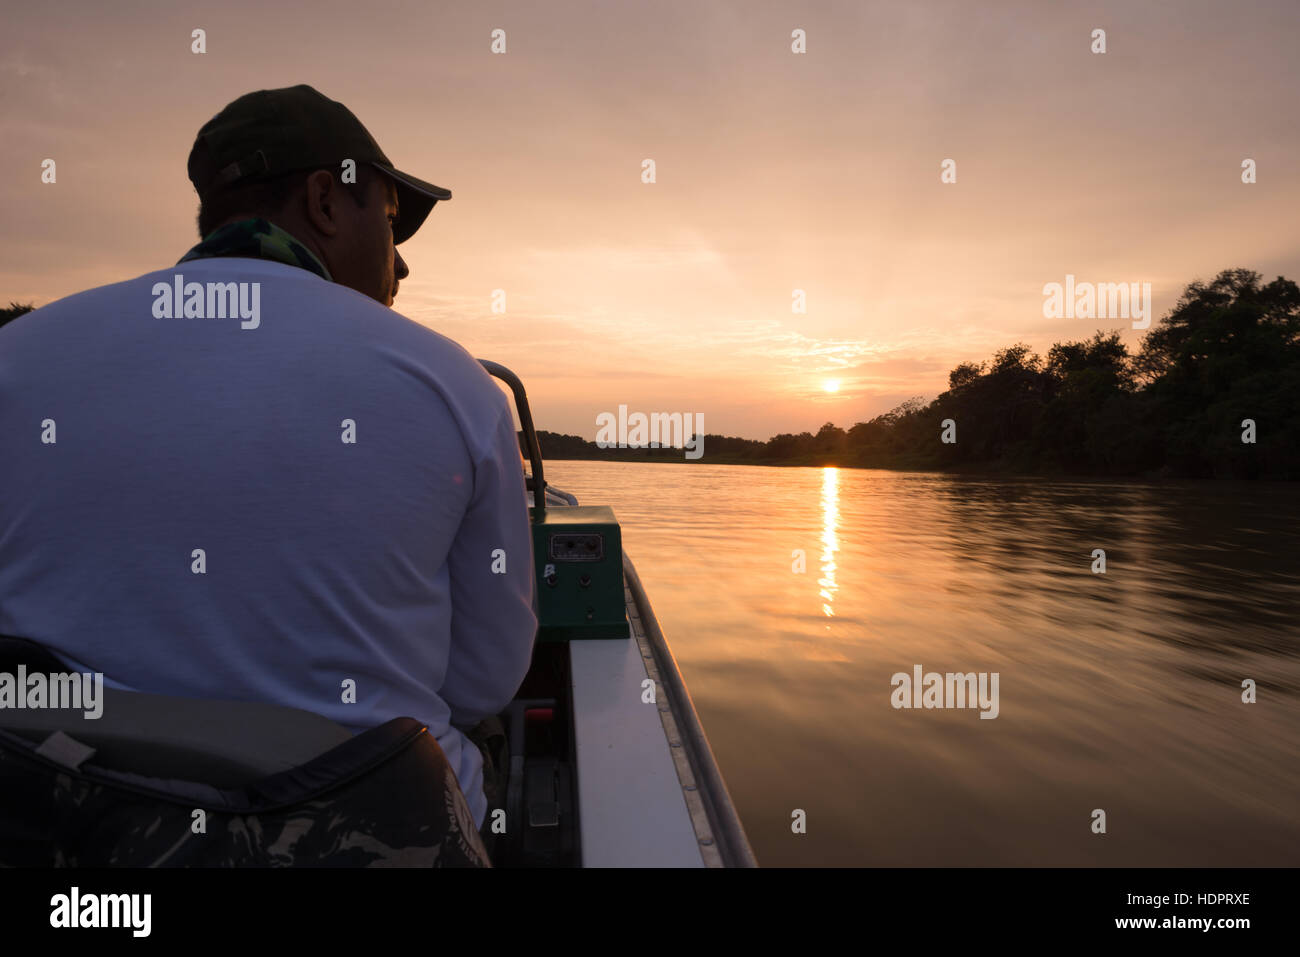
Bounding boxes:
530 505 630 642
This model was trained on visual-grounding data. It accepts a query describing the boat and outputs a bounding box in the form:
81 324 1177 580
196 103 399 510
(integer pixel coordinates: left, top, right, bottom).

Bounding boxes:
0 362 756 868
479 361 755 867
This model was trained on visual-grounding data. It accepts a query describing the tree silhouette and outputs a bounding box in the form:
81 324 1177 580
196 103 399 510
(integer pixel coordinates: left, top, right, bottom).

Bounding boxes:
0 302 35 331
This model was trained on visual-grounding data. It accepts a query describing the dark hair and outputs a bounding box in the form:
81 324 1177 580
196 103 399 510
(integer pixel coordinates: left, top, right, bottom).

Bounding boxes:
195 164 372 239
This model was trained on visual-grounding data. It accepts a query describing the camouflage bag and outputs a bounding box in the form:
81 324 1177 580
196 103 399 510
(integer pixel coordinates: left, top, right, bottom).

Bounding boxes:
0 632 489 868
0 715 490 867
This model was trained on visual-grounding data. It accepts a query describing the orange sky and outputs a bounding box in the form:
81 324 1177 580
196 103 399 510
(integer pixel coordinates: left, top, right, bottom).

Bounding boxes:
3 0 1298 439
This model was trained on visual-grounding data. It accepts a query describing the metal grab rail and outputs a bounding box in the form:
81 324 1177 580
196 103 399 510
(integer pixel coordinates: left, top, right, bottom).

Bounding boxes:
479 359 546 519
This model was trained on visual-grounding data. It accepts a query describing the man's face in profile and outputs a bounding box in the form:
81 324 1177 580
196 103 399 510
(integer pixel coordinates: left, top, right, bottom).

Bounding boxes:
332 173 409 307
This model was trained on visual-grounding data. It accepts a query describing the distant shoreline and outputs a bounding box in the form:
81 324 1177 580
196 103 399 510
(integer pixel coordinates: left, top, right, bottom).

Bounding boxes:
529 268 1300 483
535 448 1271 481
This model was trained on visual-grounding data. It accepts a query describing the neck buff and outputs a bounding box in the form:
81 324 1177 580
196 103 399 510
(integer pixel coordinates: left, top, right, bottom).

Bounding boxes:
178 218 332 282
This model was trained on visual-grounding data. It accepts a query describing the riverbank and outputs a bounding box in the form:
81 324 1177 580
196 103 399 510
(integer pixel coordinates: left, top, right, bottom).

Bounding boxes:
537 449 1286 482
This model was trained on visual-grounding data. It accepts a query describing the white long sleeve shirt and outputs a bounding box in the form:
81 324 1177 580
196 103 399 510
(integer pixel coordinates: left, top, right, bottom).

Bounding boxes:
0 256 537 827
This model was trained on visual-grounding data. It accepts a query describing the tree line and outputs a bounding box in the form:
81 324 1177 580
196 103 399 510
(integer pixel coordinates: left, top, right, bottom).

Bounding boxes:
0 302 33 330
540 269 1300 479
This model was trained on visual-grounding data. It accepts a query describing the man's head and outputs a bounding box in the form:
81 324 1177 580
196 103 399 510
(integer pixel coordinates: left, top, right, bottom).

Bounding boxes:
195 160 407 306
187 85 451 307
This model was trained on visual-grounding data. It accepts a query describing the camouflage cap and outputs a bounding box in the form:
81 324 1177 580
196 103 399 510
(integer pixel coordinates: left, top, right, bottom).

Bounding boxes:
187 84 451 244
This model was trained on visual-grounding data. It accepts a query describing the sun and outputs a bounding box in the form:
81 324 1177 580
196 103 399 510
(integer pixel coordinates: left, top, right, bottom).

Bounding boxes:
822 379 841 393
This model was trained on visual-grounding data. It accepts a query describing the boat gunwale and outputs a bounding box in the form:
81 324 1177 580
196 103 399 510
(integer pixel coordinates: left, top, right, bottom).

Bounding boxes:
621 550 759 868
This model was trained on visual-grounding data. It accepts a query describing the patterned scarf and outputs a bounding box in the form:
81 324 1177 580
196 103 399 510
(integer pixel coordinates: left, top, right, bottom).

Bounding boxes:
177 218 333 281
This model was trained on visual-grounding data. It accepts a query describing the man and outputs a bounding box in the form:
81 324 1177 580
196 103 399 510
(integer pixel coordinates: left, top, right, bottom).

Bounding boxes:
0 85 537 841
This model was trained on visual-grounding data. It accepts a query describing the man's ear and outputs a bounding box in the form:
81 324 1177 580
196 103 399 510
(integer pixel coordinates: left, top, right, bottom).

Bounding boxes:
302 169 342 237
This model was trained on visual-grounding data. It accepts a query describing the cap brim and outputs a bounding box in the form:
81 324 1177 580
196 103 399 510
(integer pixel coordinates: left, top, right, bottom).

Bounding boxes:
372 163 451 244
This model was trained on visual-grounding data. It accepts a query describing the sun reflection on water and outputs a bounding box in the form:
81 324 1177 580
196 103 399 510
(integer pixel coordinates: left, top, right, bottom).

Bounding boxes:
818 466 839 618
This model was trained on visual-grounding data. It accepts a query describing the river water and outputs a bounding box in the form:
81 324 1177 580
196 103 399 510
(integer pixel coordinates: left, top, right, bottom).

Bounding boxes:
544 461 1300 866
